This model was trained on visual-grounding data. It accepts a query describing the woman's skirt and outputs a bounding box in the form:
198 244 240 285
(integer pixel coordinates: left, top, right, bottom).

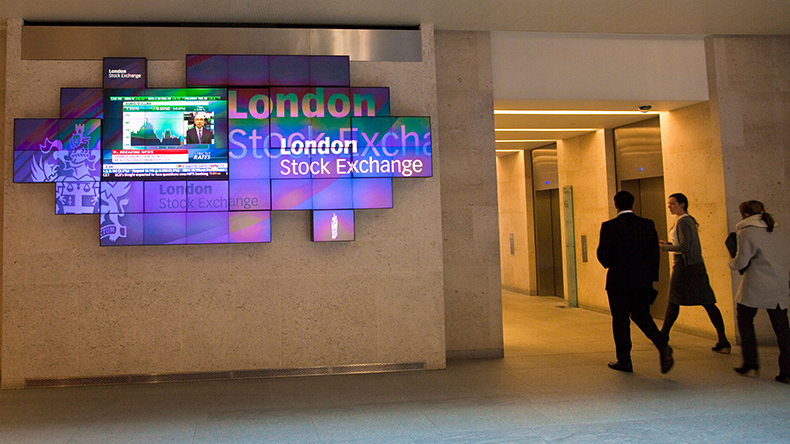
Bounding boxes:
668 260 717 305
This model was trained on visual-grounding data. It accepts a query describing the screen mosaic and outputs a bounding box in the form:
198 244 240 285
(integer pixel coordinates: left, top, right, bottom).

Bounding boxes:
13 55 432 245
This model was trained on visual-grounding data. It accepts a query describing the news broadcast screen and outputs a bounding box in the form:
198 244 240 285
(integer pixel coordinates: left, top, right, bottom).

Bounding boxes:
101 88 228 181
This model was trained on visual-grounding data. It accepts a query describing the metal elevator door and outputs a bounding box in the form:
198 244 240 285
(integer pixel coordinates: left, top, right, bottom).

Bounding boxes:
534 188 564 297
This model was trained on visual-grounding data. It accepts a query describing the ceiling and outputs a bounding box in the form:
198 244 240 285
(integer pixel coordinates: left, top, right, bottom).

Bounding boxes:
493 100 678 155
3 1 790 35
5 1 789 155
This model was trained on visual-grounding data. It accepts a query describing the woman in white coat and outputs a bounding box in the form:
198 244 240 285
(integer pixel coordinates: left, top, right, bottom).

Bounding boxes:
729 200 790 383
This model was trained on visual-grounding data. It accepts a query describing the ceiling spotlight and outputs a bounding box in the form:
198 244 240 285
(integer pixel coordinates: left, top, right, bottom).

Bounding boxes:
638 105 653 113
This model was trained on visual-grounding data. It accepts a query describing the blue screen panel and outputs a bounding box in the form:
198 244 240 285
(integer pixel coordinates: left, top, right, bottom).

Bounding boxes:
103 57 147 89
229 179 271 211
228 116 271 179
100 213 145 246
229 88 272 119
350 88 390 117
56 119 102 182
14 119 58 152
311 117 351 142
353 178 393 209
312 210 354 242
187 180 229 212
270 116 310 149
145 181 186 213
13 151 59 183
186 55 229 87
352 117 395 149
312 178 353 210
61 88 103 119
144 212 187 245
56 181 100 215
309 151 353 179
269 148 312 179
100 181 145 214
309 56 350 87
13 119 59 183
13 119 102 183
229 55 269 86
271 179 312 210
187 212 230 244
229 211 271 243
269 56 310 86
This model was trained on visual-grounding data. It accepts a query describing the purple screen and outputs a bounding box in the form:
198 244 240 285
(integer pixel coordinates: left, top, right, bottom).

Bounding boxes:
312 210 355 242
15 54 431 246
103 58 146 89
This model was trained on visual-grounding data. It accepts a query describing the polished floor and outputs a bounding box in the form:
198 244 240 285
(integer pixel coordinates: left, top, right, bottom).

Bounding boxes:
1 290 789 443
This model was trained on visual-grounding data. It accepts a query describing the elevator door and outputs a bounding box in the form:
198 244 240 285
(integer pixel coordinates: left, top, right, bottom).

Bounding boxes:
620 177 670 318
534 189 564 297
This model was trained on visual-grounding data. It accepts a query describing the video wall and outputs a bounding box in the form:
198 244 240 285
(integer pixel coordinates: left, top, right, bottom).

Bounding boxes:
13 55 432 245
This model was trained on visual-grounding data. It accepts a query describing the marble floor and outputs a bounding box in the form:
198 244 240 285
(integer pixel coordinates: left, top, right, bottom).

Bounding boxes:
1 290 788 443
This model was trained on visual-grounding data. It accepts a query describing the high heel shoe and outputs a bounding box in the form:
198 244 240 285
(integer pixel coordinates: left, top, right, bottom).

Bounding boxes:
776 373 790 384
711 342 731 354
734 364 759 376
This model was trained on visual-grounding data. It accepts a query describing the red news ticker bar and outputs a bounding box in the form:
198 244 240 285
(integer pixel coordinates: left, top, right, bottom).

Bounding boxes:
112 150 189 155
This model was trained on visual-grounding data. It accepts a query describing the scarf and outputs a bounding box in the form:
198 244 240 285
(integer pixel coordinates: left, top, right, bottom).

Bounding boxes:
736 214 768 231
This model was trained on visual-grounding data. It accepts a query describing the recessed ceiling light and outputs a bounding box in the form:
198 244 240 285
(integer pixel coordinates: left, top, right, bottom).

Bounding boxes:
495 128 598 132
494 110 659 115
495 139 556 143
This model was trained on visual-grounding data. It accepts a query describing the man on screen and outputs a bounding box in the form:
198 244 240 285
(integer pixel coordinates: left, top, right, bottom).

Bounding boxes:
185 112 214 144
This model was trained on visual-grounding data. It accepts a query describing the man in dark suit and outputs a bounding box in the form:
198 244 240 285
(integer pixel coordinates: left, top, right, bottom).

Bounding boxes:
185 112 214 144
597 190 673 374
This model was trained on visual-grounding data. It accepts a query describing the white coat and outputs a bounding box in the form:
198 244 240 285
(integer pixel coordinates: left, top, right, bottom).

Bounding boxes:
729 214 790 309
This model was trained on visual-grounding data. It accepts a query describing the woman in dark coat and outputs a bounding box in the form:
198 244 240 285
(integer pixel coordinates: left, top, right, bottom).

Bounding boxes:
659 193 730 352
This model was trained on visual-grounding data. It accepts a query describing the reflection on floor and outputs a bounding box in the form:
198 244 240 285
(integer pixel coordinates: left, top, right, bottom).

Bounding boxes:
1 290 788 443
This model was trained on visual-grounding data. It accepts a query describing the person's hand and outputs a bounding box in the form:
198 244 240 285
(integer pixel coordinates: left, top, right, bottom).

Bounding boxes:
658 240 668 246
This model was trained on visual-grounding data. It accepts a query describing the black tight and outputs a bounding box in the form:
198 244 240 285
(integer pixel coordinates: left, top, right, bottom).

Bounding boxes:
662 302 729 343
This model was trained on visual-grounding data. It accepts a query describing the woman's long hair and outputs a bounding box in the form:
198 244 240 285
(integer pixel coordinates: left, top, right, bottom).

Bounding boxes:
739 200 775 232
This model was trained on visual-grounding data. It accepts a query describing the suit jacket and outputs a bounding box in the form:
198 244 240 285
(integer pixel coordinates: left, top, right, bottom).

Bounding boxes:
597 212 660 294
185 126 214 144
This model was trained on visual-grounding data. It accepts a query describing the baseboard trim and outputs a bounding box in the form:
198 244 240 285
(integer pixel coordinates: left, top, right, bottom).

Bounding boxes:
24 362 427 388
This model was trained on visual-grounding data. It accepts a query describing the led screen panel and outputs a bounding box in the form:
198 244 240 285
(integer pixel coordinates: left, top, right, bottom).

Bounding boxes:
186 55 229 87
103 57 147 89
187 212 230 244
100 213 145 246
312 178 353 210
61 88 104 119
352 178 393 209
229 211 271 243
312 209 354 242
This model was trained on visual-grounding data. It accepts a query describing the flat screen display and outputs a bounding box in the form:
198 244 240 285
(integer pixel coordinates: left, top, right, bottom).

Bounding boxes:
101 89 228 181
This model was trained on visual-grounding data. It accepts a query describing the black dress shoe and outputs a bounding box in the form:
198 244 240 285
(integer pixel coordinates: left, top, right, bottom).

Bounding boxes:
660 345 674 374
607 361 633 373
734 364 759 376
711 342 732 354
774 373 789 383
